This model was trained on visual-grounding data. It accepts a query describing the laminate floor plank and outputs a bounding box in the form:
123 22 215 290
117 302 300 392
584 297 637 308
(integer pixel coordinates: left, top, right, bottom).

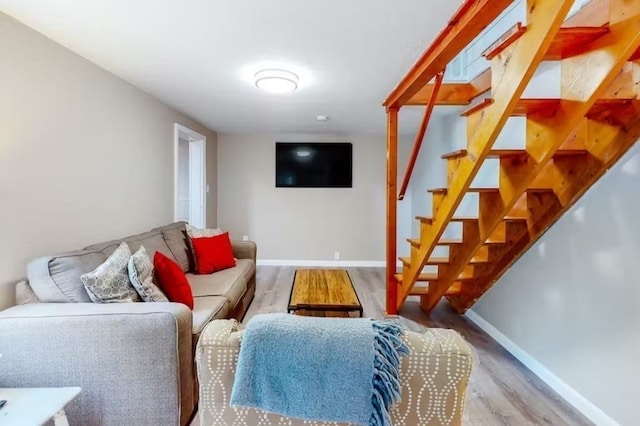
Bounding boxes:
242 266 592 426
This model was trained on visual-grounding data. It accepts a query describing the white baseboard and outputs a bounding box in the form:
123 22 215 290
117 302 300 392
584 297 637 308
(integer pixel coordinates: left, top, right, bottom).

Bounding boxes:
465 310 619 426
257 259 395 268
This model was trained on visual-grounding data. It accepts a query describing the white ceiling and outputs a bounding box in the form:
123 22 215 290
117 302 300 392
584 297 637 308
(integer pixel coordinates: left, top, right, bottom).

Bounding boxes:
0 0 463 135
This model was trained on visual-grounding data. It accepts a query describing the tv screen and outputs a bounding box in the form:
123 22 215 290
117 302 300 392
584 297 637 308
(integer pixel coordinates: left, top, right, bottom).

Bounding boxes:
276 142 352 188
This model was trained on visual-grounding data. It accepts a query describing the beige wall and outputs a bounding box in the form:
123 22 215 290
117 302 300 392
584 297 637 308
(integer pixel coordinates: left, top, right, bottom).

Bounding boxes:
0 12 217 310
217 133 411 262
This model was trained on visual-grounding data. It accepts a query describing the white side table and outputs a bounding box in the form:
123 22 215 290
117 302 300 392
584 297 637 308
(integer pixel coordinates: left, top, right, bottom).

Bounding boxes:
0 387 81 426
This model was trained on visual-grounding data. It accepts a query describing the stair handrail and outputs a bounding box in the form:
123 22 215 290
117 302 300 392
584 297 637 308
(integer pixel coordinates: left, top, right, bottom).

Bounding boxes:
398 70 445 201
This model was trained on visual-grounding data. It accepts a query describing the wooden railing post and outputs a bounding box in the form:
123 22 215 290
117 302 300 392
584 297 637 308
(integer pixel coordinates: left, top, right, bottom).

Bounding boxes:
385 107 399 316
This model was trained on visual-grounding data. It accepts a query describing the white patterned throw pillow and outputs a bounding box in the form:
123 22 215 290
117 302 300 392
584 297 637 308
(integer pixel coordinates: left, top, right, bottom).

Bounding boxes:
81 242 140 303
128 245 168 302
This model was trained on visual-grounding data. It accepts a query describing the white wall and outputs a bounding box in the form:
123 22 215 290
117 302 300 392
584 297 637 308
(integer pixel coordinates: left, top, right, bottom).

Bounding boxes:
217 133 411 262
470 143 640 425
0 12 218 310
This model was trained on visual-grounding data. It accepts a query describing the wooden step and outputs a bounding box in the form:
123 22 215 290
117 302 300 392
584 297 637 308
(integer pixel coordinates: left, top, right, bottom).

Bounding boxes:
395 272 474 283
407 238 420 248
408 237 483 248
429 187 555 195
441 148 588 160
410 282 463 297
437 239 463 245
399 255 484 267
461 98 493 117
438 238 505 247
411 236 504 247
416 216 479 223
425 257 450 265
395 273 437 282
417 214 526 227
427 188 448 194
482 22 609 60
461 98 635 118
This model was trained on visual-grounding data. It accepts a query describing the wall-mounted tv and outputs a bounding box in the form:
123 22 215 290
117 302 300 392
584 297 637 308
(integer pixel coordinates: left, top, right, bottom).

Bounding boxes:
276 142 352 188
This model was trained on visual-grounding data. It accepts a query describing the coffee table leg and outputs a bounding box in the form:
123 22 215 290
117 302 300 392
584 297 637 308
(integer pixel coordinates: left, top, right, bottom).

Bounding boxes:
53 410 70 426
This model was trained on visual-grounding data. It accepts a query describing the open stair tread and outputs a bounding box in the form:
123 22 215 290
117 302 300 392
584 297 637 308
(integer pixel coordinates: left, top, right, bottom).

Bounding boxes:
400 256 489 266
460 98 633 118
410 282 463 296
441 148 588 160
407 238 421 248
416 215 478 223
408 237 505 248
428 187 556 194
482 22 610 60
395 273 474 283
416 215 527 224
461 98 493 116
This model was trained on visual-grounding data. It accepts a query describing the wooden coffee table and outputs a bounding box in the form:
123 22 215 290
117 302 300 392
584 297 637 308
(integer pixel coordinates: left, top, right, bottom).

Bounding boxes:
288 269 363 317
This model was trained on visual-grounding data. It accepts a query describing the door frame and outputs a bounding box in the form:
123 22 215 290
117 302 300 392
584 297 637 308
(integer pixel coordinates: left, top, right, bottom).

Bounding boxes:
174 123 207 227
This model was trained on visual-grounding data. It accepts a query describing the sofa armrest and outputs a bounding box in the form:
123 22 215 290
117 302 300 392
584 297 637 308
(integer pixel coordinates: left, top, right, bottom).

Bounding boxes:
195 321 472 426
0 302 193 426
231 240 257 262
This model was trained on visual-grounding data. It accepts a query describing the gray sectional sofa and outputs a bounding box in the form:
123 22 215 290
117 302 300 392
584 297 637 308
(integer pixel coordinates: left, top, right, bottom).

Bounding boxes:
0 221 256 425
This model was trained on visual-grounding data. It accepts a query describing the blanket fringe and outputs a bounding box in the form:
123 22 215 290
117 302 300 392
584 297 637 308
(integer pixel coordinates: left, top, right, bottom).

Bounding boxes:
370 321 410 426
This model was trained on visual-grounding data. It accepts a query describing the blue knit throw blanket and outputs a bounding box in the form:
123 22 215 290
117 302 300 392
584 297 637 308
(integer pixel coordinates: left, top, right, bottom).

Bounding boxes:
230 313 409 426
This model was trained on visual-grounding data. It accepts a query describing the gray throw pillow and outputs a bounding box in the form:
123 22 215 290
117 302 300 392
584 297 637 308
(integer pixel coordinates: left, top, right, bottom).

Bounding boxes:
81 242 140 303
128 245 168 302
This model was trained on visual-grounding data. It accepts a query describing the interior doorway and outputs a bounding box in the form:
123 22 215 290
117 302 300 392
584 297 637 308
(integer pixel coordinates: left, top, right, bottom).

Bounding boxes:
174 123 207 228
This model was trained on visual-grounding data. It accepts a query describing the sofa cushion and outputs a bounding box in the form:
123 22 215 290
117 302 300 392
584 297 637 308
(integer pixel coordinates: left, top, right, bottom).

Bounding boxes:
186 259 254 306
154 252 194 310
85 230 177 264
81 243 141 303
128 246 168 303
191 233 236 274
192 296 229 335
157 222 191 273
27 250 106 303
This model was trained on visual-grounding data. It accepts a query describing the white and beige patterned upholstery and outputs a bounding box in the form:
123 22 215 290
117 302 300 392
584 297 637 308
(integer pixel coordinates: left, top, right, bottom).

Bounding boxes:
196 320 473 426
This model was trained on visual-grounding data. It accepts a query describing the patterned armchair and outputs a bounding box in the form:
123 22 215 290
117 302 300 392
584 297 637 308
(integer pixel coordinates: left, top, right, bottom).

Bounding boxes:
195 319 473 426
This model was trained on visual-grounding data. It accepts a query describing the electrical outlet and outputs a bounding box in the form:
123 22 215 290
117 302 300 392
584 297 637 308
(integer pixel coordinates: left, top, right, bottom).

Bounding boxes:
334 251 340 260
242 235 249 241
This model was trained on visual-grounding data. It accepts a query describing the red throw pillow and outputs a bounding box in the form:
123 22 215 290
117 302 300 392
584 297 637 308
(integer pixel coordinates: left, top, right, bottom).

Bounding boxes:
191 233 236 274
153 252 194 310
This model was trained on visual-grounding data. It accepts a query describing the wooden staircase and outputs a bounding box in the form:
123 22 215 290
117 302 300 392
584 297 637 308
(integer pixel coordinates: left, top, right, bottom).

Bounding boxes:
384 0 640 316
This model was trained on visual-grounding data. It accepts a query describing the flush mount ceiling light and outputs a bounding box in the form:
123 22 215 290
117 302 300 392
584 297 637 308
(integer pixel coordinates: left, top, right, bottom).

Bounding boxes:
254 69 299 94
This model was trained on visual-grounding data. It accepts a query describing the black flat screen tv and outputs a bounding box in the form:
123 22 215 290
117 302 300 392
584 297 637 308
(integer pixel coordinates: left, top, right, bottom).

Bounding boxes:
276 142 352 188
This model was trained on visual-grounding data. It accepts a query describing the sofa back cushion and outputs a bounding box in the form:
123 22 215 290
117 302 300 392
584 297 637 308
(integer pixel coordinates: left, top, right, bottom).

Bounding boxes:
85 229 177 264
154 222 191 273
27 250 107 302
